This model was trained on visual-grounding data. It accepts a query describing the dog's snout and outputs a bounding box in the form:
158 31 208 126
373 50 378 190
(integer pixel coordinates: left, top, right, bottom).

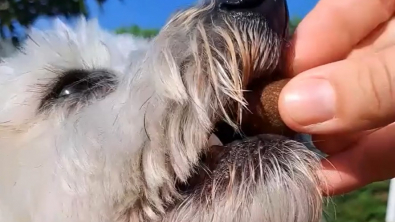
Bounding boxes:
217 0 289 37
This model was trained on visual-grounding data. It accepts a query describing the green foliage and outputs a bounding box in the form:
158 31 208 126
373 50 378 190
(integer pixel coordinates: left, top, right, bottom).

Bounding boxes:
115 16 301 39
0 0 109 39
324 180 390 222
289 16 302 35
116 25 159 39
117 17 301 39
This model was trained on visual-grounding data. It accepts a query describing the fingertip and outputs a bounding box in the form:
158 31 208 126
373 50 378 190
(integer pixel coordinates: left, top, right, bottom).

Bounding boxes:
279 69 337 133
278 77 308 132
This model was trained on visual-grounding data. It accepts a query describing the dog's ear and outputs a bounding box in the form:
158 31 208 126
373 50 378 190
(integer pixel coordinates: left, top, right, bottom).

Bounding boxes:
0 65 14 77
53 18 73 35
0 64 32 128
49 17 101 43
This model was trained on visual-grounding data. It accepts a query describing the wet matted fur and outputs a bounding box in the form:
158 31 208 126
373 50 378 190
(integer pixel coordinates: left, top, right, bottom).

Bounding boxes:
0 0 325 221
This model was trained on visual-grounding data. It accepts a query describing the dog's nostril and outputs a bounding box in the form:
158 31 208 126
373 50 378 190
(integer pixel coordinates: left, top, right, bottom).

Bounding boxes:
218 0 265 11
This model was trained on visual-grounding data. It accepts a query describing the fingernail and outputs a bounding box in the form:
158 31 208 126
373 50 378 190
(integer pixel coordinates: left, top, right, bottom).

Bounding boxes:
283 79 335 126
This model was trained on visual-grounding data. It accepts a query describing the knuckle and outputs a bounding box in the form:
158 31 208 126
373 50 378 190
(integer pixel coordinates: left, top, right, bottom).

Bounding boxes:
378 0 395 18
359 53 395 124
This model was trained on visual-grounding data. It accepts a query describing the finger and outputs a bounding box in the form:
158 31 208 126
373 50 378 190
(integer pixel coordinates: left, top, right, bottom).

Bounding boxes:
311 130 376 155
319 123 395 196
291 0 395 75
279 45 395 134
349 17 395 58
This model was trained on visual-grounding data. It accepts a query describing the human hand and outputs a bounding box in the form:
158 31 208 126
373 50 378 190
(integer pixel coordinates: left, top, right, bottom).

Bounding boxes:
278 0 395 196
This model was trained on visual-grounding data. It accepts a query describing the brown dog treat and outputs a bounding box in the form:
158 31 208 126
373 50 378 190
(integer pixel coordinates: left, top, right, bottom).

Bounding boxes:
242 78 295 137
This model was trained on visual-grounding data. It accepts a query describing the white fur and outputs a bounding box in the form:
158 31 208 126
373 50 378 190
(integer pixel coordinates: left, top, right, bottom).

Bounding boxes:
0 18 152 222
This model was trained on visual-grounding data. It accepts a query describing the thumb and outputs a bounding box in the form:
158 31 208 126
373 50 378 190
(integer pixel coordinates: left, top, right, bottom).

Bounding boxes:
279 46 395 134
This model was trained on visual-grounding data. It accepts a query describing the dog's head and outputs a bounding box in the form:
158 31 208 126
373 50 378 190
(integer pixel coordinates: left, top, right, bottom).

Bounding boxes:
0 0 324 222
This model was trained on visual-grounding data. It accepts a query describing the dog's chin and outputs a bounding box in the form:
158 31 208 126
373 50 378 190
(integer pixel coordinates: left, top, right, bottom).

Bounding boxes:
169 132 322 222
176 132 305 193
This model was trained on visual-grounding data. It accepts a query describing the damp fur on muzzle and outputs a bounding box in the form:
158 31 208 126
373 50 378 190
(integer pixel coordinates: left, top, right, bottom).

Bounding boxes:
0 0 326 222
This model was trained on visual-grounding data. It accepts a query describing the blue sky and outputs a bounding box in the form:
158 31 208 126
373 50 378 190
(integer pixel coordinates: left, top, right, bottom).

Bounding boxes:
33 0 319 31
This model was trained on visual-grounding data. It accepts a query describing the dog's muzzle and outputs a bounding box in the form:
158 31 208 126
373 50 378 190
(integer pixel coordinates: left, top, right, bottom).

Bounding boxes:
212 0 293 143
177 0 303 194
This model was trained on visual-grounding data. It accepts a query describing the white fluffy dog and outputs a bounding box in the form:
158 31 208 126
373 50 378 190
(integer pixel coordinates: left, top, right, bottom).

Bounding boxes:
0 0 324 221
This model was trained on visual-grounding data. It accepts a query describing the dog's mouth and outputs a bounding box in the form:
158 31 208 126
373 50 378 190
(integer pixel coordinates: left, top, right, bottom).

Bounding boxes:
176 132 310 197
175 0 295 196
175 134 225 194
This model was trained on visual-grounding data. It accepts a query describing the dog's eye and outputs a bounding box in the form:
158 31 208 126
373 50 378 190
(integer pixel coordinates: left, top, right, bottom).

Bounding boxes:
54 71 95 98
59 83 84 97
38 69 117 113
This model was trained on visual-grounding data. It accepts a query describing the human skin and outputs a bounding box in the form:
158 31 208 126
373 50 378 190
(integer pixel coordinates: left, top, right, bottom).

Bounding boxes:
278 0 395 196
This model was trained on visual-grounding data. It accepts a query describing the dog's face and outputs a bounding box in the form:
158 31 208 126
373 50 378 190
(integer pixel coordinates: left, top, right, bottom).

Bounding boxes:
0 0 324 222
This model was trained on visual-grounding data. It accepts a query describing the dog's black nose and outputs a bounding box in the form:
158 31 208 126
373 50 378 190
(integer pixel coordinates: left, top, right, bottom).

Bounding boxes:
218 0 289 37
